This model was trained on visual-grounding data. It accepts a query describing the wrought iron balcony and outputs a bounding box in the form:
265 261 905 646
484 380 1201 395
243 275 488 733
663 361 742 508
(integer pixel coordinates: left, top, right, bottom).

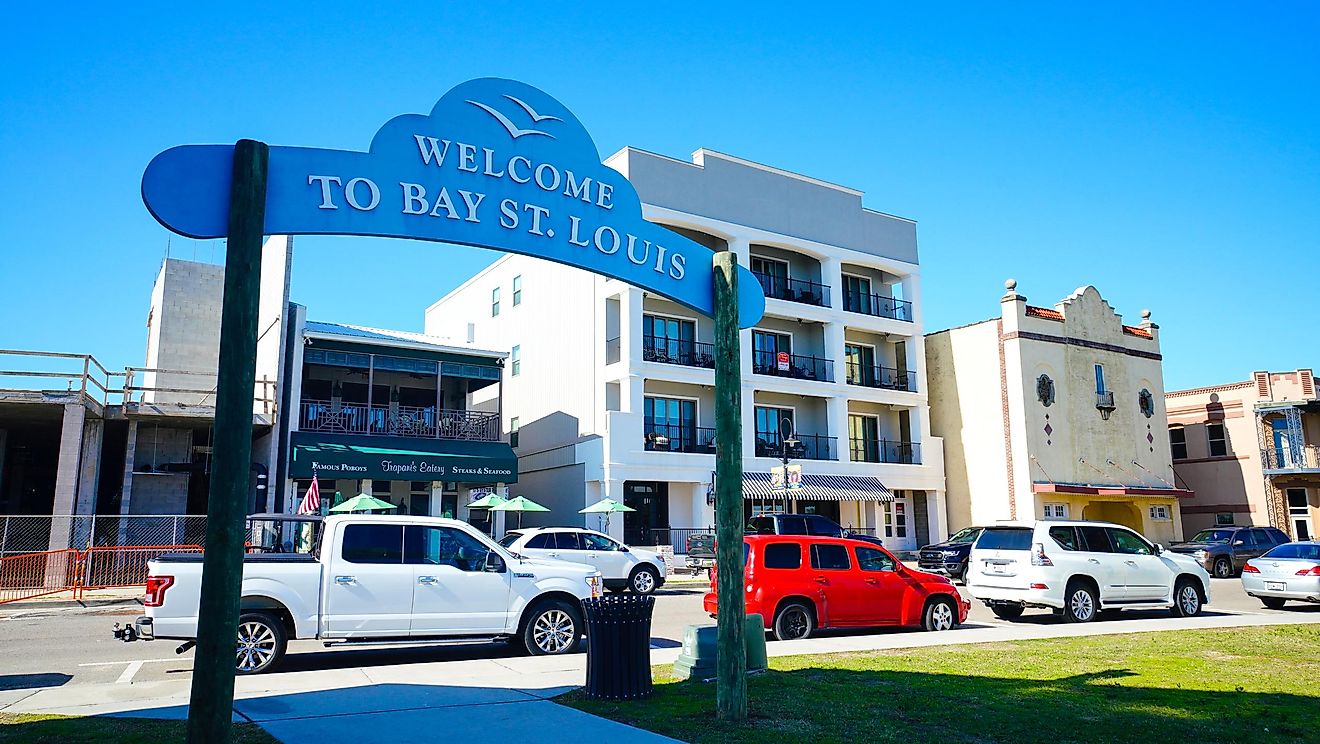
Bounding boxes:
751 271 831 308
843 290 913 322
845 362 917 392
300 400 500 441
754 432 836 461
642 336 716 369
1261 443 1320 472
849 438 922 465
643 423 717 453
752 350 835 382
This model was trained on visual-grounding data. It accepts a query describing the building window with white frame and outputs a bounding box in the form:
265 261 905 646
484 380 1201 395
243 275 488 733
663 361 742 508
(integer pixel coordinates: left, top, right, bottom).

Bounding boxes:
1169 426 1187 460
1149 504 1170 521
1043 503 1069 520
510 345 521 376
512 275 522 306
1206 422 1227 457
491 287 501 317
882 498 907 538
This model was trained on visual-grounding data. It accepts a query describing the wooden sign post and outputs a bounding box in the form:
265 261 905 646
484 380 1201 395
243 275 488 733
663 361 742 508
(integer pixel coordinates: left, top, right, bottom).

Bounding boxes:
186 139 268 744
712 251 748 720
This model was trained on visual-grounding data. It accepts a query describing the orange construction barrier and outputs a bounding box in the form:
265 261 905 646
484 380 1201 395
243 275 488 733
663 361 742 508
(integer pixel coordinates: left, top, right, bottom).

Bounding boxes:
0 549 82 604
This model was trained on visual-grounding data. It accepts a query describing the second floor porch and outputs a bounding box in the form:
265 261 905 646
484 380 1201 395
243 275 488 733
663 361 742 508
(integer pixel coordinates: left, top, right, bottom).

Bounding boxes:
299 400 501 442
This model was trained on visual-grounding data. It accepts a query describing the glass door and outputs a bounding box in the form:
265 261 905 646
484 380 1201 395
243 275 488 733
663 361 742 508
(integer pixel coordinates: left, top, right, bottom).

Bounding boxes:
844 275 872 314
751 256 790 299
645 396 696 451
752 331 791 373
644 314 695 364
844 344 876 386
1288 489 1313 541
755 406 794 458
849 414 879 462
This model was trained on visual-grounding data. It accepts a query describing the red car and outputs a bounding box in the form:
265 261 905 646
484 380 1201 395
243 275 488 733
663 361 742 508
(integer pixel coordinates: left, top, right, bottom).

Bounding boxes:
704 535 970 640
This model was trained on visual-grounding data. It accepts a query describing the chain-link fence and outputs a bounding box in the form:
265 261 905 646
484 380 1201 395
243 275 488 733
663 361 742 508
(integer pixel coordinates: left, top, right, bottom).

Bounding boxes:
0 515 209 558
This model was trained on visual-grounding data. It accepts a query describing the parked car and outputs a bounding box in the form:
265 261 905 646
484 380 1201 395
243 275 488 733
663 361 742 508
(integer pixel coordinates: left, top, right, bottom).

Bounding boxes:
917 526 985 582
703 534 969 640
685 532 716 577
1168 525 1291 578
1241 541 1320 609
746 513 884 547
966 521 1210 623
498 527 667 595
116 515 603 674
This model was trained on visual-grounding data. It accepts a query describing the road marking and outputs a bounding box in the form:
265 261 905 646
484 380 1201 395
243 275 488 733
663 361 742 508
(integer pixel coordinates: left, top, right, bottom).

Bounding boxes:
78 658 177 667
116 660 144 684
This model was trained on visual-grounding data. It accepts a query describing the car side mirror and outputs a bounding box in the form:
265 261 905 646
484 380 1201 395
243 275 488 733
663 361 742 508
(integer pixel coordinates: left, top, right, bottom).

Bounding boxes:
619 545 630 553
1153 543 1164 555
1233 540 1245 546
485 552 506 573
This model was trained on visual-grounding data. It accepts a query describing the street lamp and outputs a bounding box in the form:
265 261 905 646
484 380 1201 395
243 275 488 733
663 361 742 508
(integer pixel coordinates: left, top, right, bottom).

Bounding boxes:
780 416 801 465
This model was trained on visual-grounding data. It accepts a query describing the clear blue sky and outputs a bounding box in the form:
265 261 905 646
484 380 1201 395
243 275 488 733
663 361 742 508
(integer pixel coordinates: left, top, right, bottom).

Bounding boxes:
2 3 1316 390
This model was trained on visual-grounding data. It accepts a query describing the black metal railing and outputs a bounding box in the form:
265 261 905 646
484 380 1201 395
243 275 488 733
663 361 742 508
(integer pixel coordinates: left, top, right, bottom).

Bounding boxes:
754 432 836 461
844 363 918 392
642 336 716 369
751 349 835 382
628 527 715 554
643 423 718 453
300 400 500 441
751 272 831 308
843 290 913 322
849 439 922 464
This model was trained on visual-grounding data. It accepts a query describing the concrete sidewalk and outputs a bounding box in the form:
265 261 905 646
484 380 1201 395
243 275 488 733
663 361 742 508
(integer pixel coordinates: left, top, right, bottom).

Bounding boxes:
3 610 1316 743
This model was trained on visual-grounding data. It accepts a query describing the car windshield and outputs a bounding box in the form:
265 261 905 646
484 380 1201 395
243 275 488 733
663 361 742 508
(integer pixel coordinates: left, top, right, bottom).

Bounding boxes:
948 528 982 544
976 528 1033 551
1190 530 1235 543
496 533 522 548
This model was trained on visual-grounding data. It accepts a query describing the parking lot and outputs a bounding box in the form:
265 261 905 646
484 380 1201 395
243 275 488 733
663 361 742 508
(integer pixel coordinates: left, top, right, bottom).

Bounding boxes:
1 575 1315 693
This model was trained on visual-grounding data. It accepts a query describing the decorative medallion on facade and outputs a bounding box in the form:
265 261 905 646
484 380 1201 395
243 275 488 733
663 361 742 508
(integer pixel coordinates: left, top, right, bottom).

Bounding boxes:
1036 374 1055 407
1138 388 1155 418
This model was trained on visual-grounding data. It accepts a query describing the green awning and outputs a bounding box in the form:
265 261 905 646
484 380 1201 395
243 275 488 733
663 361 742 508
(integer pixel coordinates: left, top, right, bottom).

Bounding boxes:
290 432 516 483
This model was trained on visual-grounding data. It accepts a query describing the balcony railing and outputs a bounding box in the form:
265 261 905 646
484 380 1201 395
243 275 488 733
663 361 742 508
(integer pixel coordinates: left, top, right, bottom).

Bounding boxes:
752 271 831 308
754 432 836 461
300 400 500 441
642 336 716 369
752 350 835 382
845 363 917 392
643 423 718 453
843 290 913 322
1261 444 1320 471
849 439 922 465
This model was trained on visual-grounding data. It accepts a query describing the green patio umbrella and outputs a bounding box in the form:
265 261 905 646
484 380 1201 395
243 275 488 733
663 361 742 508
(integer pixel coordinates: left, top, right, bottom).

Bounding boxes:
579 497 635 533
490 495 550 529
329 493 398 513
465 491 508 509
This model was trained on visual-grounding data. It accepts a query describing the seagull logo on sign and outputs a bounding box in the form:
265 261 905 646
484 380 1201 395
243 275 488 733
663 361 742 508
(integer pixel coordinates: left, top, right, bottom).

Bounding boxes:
466 95 561 139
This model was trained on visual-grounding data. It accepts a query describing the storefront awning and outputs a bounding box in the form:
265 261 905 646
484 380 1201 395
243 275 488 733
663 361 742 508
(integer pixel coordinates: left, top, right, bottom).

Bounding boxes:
290 432 516 483
742 472 892 502
1031 482 1193 499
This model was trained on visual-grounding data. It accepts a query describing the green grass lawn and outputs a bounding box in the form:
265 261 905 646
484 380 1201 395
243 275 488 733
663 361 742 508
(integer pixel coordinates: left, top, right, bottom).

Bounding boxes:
565 625 1320 743
0 713 278 743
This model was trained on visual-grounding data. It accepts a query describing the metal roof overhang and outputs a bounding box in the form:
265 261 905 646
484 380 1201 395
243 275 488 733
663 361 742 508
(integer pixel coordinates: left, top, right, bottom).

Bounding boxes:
742 472 893 502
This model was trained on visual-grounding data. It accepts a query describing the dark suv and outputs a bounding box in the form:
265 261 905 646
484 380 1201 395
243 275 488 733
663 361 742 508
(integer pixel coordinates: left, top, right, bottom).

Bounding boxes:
746 514 884 547
1169 525 1290 578
918 527 984 582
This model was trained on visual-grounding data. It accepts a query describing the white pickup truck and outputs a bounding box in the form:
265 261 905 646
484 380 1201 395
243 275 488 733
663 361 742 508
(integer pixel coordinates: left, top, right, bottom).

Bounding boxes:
119 515 603 674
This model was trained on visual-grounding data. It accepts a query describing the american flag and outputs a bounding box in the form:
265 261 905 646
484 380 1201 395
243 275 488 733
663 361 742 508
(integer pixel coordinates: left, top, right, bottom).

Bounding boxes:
298 476 321 515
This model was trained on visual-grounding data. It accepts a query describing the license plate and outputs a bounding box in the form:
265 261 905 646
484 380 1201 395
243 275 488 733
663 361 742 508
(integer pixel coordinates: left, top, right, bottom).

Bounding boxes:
1266 581 1286 592
987 563 1007 574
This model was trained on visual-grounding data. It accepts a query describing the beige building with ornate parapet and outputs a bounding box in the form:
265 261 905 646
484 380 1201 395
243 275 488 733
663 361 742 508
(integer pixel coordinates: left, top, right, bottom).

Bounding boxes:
926 281 1189 545
1166 370 1319 540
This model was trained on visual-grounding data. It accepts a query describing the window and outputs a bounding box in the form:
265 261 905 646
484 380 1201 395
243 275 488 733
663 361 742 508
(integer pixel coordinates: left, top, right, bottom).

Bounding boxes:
810 543 851 570
509 416 519 448
511 345 521 376
341 524 403 564
525 533 554 549
497 532 522 548
1077 526 1113 552
1107 528 1153 556
751 330 791 372
1149 504 1171 521
976 528 1033 551
1262 543 1320 561
849 414 880 462
1048 526 1080 550
553 532 583 550
855 546 896 571
1215 512 1235 526
491 287 501 317
512 275 522 306
806 516 844 537
881 500 907 538
1207 423 1227 457
843 274 873 313
763 543 802 569
777 516 809 535
1263 528 1290 545
755 406 794 455
1094 364 1106 394
644 396 697 450
844 344 877 386
750 256 790 298
1169 426 1187 460
1043 503 1069 520
404 525 491 571
581 533 617 551
643 314 696 362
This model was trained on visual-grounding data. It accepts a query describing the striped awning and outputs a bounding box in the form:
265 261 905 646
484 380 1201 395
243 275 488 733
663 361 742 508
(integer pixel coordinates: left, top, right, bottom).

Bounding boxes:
742 472 893 502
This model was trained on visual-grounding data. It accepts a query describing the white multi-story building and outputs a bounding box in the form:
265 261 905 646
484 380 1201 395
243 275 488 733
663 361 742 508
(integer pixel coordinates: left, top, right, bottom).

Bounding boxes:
425 148 946 553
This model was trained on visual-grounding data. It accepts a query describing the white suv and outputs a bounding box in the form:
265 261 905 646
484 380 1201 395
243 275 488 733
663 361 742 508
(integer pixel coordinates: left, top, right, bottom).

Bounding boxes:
499 528 667 595
966 520 1210 622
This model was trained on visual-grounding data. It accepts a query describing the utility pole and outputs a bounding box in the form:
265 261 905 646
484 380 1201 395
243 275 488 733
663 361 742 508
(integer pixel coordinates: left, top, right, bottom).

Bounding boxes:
712 251 747 720
186 139 268 744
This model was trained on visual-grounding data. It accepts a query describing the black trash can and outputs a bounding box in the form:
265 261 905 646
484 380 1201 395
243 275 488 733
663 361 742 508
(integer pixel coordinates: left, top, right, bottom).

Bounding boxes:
582 594 655 700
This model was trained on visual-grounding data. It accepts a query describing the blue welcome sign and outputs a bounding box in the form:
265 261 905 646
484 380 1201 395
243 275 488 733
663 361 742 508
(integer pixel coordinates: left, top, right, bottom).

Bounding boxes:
142 78 765 326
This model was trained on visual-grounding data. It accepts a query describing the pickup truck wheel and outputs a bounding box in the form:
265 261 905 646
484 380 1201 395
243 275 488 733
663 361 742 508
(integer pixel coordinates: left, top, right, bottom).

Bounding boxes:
1212 557 1233 579
235 612 286 675
523 600 582 655
629 566 659 595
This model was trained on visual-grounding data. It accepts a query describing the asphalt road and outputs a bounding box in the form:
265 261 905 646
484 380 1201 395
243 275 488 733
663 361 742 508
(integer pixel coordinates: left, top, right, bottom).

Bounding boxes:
1 577 1314 692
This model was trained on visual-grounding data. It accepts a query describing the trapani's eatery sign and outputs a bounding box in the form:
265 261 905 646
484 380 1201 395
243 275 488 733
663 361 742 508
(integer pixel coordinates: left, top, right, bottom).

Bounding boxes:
141 77 766 326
